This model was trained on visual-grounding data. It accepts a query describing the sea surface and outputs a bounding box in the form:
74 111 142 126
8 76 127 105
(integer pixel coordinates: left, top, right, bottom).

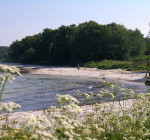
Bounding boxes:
1 74 147 112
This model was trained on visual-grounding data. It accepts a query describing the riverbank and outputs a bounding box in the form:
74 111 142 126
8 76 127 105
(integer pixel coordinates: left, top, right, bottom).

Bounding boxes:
3 98 134 122
0 62 147 84
0 63 147 118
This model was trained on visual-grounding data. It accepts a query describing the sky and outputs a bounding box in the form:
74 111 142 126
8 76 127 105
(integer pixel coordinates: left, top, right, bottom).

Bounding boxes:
0 0 150 46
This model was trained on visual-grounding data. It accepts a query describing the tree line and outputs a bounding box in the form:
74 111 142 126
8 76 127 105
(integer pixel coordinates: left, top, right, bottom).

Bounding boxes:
8 21 150 65
0 46 9 60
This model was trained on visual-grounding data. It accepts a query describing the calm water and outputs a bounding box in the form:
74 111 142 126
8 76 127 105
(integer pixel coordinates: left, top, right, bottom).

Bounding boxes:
1 74 147 112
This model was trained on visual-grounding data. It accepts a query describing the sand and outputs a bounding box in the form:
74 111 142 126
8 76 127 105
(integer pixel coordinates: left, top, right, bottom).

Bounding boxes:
0 62 147 84
30 68 146 83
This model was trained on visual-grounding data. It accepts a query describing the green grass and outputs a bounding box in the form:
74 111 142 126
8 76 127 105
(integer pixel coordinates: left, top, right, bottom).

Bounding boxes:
84 60 149 71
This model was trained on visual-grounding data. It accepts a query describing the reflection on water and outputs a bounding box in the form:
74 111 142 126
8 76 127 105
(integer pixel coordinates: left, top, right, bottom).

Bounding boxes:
1 74 147 112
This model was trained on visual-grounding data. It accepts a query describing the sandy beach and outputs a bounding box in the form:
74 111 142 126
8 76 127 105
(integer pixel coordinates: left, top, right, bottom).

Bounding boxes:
30 67 146 84
0 62 147 84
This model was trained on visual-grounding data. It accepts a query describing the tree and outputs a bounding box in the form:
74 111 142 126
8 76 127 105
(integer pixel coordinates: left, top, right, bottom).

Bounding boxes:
51 25 77 65
8 40 23 61
71 21 103 64
129 29 146 57
35 28 56 64
8 21 147 65
144 38 150 55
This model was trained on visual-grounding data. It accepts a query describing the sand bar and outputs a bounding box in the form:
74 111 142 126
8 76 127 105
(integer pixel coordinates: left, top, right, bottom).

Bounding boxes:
0 62 147 84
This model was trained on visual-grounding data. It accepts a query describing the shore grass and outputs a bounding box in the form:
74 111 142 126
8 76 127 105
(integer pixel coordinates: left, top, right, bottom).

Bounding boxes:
84 60 148 71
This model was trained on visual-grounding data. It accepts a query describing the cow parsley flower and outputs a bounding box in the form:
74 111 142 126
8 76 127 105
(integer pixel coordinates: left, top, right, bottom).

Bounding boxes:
0 102 21 113
118 69 126 74
57 94 79 106
0 65 21 75
62 103 82 113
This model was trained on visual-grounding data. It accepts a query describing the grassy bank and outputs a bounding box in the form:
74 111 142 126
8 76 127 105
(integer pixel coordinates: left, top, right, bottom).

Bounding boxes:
84 59 149 71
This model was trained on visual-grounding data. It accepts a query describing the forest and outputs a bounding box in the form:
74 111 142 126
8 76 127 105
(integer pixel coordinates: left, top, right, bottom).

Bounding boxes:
8 21 150 66
0 46 9 60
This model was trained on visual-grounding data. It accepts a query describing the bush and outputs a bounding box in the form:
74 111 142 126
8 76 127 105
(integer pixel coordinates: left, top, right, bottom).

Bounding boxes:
85 60 149 71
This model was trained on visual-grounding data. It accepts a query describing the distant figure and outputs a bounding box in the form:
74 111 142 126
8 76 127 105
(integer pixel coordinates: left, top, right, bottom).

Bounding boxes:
85 65 87 70
133 67 136 71
77 64 80 71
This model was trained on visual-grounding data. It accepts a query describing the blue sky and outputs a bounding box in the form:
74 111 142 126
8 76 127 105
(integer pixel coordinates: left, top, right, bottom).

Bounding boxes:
0 0 150 46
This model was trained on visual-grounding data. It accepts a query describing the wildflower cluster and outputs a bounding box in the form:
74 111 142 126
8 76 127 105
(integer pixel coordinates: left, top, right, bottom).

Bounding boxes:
75 90 94 104
0 65 21 102
20 113 55 140
0 66 150 140
0 102 21 113
0 65 21 75
99 71 110 79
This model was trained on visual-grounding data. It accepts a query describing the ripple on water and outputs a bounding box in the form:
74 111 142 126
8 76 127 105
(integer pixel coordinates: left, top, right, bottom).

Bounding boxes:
1 74 147 112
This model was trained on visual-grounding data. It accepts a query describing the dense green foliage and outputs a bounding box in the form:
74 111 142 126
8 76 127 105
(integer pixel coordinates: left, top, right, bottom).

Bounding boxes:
84 60 148 71
8 21 149 65
0 46 9 61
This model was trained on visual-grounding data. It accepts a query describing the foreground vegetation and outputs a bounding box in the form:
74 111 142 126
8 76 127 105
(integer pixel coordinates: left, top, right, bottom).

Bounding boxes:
0 66 150 139
8 21 150 66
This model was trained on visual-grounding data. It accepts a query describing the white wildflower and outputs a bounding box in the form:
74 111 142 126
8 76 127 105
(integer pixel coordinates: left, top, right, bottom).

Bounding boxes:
82 128 92 135
97 93 103 98
109 93 115 98
129 137 136 140
93 103 102 111
75 90 81 97
119 88 125 92
62 103 82 113
0 75 5 84
99 71 111 78
110 82 118 88
123 137 128 140
89 92 94 96
21 113 38 132
118 69 126 74
98 127 105 133
82 93 93 100
97 88 109 98
21 113 50 133
31 128 56 140
0 66 21 86
64 131 73 138
0 65 21 75
55 115 75 130
57 94 79 105
0 102 21 113
55 114 81 133
11 76 16 80
127 89 135 95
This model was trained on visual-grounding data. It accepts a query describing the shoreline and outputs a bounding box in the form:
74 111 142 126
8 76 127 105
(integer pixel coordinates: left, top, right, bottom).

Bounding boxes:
0 62 147 85
1 98 134 121
0 62 147 117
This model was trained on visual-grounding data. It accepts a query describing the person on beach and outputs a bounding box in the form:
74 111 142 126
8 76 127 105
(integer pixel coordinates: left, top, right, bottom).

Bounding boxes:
77 64 80 71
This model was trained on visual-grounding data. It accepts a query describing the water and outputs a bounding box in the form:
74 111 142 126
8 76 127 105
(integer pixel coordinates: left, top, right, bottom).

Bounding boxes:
1 74 147 112
1 74 103 111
